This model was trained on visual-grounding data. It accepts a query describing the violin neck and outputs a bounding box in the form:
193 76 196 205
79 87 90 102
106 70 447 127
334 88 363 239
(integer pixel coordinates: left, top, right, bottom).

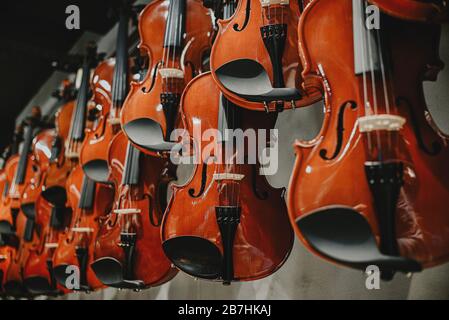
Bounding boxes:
69 58 91 143
14 125 34 186
78 175 96 210
111 6 130 113
121 142 141 186
163 0 187 49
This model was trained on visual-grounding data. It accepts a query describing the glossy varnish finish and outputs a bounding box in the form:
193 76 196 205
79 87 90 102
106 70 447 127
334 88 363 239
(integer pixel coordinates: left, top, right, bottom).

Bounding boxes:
162 73 293 282
52 165 113 291
121 0 213 156
288 0 449 270
210 0 321 112
92 131 177 288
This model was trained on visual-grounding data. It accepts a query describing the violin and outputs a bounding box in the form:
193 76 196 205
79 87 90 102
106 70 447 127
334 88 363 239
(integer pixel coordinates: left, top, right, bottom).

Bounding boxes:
0 145 17 296
80 2 136 183
288 0 449 279
120 0 214 156
3 113 50 297
91 131 177 290
210 0 321 113
161 72 293 284
52 165 113 292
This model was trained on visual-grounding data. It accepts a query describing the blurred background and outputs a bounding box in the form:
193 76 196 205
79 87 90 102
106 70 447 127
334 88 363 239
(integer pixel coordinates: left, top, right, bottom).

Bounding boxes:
1 0 448 299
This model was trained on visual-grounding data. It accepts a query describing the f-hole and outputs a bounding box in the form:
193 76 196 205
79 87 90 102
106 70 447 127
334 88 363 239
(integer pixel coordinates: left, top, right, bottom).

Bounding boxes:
396 96 441 156
141 61 163 93
320 100 357 160
144 193 158 227
188 162 208 198
233 0 251 32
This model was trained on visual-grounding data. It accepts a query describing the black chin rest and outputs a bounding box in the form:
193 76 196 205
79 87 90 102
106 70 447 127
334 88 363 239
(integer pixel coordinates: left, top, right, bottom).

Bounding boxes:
21 203 36 219
3 280 27 297
123 118 177 153
41 186 67 207
296 206 422 274
0 220 15 235
24 276 60 296
91 257 145 289
162 236 222 279
215 59 301 103
82 159 111 184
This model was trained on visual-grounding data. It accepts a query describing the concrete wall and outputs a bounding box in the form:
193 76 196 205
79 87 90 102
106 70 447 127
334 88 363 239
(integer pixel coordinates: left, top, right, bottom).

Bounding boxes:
24 7 449 299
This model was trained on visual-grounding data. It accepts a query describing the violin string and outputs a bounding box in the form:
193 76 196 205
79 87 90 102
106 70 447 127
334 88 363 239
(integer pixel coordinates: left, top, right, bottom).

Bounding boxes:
358 1 373 153
375 24 394 152
364 2 382 161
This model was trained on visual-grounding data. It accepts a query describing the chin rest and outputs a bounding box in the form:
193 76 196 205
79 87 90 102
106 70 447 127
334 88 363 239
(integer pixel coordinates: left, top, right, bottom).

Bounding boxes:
296 206 422 275
123 118 177 153
162 236 222 280
41 186 67 207
3 280 27 297
24 276 61 296
82 159 110 184
91 257 145 290
215 59 301 103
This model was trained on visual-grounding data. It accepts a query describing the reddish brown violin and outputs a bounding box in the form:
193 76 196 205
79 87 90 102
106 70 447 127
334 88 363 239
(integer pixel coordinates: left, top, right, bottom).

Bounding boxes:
91 131 177 289
161 72 293 284
288 0 449 279
80 3 136 183
121 0 213 156
52 165 113 292
3 113 51 297
210 0 321 113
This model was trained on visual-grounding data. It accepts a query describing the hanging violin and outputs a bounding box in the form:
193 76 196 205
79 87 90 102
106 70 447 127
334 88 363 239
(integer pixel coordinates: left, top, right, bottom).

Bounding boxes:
3 114 50 297
161 72 293 284
120 0 214 156
210 0 321 113
288 0 449 279
91 131 177 290
79 1 136 183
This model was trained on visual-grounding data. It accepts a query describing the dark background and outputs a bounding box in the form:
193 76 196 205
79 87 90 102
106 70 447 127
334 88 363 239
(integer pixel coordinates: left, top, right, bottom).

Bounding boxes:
0 0 117 150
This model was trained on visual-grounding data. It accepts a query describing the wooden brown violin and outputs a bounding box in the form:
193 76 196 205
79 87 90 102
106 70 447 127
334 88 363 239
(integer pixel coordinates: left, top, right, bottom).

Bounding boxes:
210 0 321 113
120 0 213 156
91 131 177 290
288 0 449 279
161 72 293 284
80 2 137 183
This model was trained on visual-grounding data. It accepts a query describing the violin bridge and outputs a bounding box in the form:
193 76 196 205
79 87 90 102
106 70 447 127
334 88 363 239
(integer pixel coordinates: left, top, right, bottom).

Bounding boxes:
113 208 141 215
213 173 245 181
358 115 406 133
159 68 185 79
44 243 59 248
71 227 94 233
65 151 80 159
108 117 121 125
260 0 289 7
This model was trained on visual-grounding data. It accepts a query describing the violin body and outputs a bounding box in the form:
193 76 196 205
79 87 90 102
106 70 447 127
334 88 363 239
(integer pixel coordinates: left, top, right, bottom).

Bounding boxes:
288 0 449 275
52 165 113 292
121 0 213 156
91 131 177 289
4 129 61 296
161 73 293 283
79 59 115 183
21 129 71 295
210 0 321 112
